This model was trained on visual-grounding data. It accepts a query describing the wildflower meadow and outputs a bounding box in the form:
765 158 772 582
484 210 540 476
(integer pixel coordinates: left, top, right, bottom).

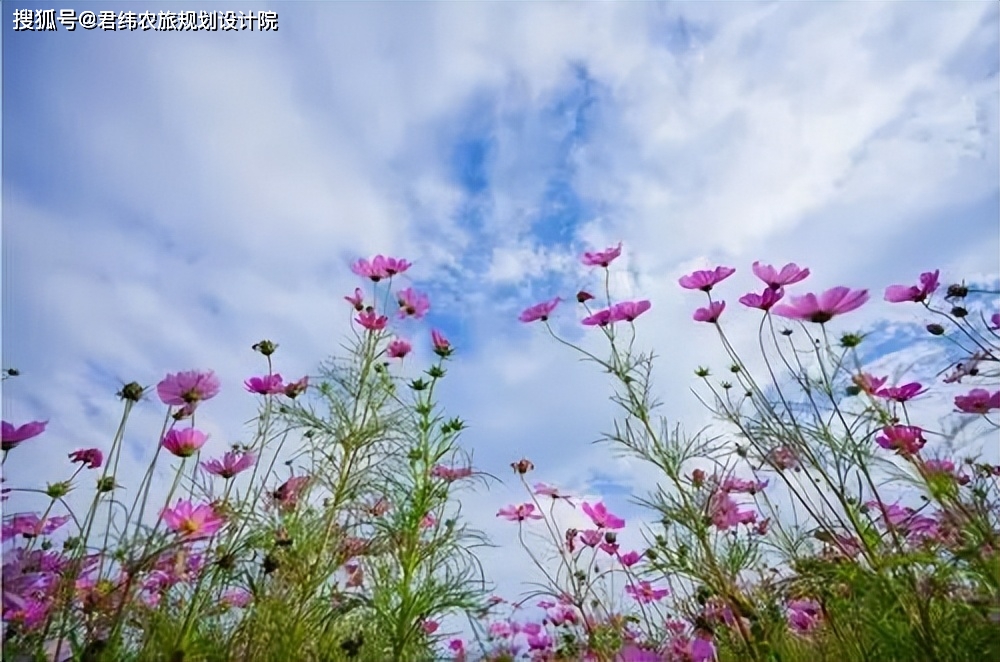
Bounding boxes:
3 246 998 661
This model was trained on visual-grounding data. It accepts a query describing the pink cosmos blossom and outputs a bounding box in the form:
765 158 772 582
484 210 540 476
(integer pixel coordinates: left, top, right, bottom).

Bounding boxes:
534 483 574 505
526 631 553 651
2 514 70 542
618 550 642 567
772 287 869 323
388 339 412 359
709 491 756 530
431 329 452 357
344 287 365 311
679 266 736 292
991 313 1000 330
617 643 660 662
954 389 1000 414
600 541 620 555
943 352 987 383
202 451 256 479
875 425 926 455
1 420 48 451
921 459 970 485
422 619 440 635
690 635 717 662
221 588 252 609
884 270 939 303
875 382 927 403
581 501 625 530
397 287 431 318
625 581 669 604
374 255 411 277
547 604 578 626
582 242 623 268
432 464 473 481
356 310 389 331
496 503 544 522
693 301 725 323
519 297 561 323
739 288 784 311
853 373 888 395
68 448 103 469
283 376 309 398
579 530 602 547
752 261 810 289
767 446 800 470
787 598 823 633
272 475 311 510
245 373 285 395
420 513 437 528
611 300 651 322
157 370 221 406
577 290 595 303
720 476 768 494
161 428 208 458
160 500 225 538
582 308 615 326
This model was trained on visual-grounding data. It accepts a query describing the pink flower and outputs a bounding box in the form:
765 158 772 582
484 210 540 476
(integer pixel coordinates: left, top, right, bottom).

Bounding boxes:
202 451 256 479
157 370 221 406
356 310 389 331
431 329 452 357
432 465 473 482
610 300 651 322
344 287 365 311
787 598 823 634
679 266 735 292
618 550 642 567
388 339 412 359
160 500 225 538
617 643 660 662
496 503 544 522
1 514 70 542
68 448 103 469
519 297 561 323
767 446 800 470
693 301 726 323
161 428 208 458
397 287 431 319
221 588 252 609
422 619 440 635
582 242 623 268
884 270 939 303
420 513 437 528
581 501 625 530
739 288 784 311
579 529 602 547
709 491 756 530
720 476 768 494
954 389 999 414
875 382 926 403
690 636 717 662
752 261 810 289
875 425 926 455
534 483 574 505
2 420 48 451
853 373 888 395
245 373 285 395
772 287 869 323
272 475 310 510
283 376 309 399
921 459 970 485
625 581 669 604
582 308 615 326
375 255 412 277
991 313 1000 330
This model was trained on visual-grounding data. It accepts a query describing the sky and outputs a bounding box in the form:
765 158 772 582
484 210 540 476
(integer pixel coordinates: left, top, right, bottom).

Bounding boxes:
3 0 1000 648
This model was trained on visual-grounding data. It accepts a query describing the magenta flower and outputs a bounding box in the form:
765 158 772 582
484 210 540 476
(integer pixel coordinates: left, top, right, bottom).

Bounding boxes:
991 313 1000 330
1 420 48 451
709 491 757 530
421 619 440 635
496 503 544 522
853 373 888 395
344 288 365 311
625 581 669 604
202 451 256 479
397 287 431 319
351 256 394 282
739 288 784 311
772 287 869 323
373 255 411 277
1 514 70 542
752 261 810 290
432 464 473 481
581 501 625 530
581 242 623 268
875 382 926 403
431 329 452 357
161 428 209 458
618 643 661 662
157 370 221 406
534 482 575 505
954 389 999 414
690 637 717 662
388 338 412 359
618 550 642 567
356 310 389 331
787 598 823 633
579 529 602 547
610 300 651 322
519 297 561 323
68 448 103 469
884 270 939 303
679 266 735 292
720 476 768 494
160 500 225 538
245 373 285 395
221 588 252 609
581 308 615 327
876 425 926 455
693 301 726 323
272 475 311 510
922 459 970 485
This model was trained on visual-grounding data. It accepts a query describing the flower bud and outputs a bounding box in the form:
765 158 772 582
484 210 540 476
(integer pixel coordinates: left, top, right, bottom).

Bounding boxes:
252 340 278 356
576 291 594 303
511 458 534 475
117 381 145 402
46 481 71 499
926 323 945 336
950 306 968 318
946 284 968 299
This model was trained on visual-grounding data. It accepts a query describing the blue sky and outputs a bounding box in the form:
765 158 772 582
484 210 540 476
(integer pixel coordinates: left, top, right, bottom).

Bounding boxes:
3 0 999 643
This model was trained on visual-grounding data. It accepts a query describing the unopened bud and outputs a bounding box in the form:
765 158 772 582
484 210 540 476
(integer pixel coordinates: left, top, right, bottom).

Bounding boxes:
926 323 945 336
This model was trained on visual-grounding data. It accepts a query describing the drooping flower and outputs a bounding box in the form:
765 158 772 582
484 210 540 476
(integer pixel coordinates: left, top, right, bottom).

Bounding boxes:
157 370 221 406
519 297 561 323
610 300 651 322
679 266 736 292
579 529 602 547
625 581 669 604
576 290 594 303
581 501 625 530
421 619 440 635
875 425 926 455
356 310 389 331
954 389 1000 414
272 475 311 510
68 448 103 469
161 428 209 458
160 500 225 538
772 287 869 323
693 301 726 323
582 308 615 326
496 503 544 522
387 338 412 359
853 373 888 395
581 242 623 268
875 382 927 403
1 420 48 451
618 550 642 567
202 451 256 479
283 376 309 398
884 270 940 303
739 288 784 311
245 373 285 395
752 261 810 289
431 329 452 357
344 288 365 311
397 287 431 319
